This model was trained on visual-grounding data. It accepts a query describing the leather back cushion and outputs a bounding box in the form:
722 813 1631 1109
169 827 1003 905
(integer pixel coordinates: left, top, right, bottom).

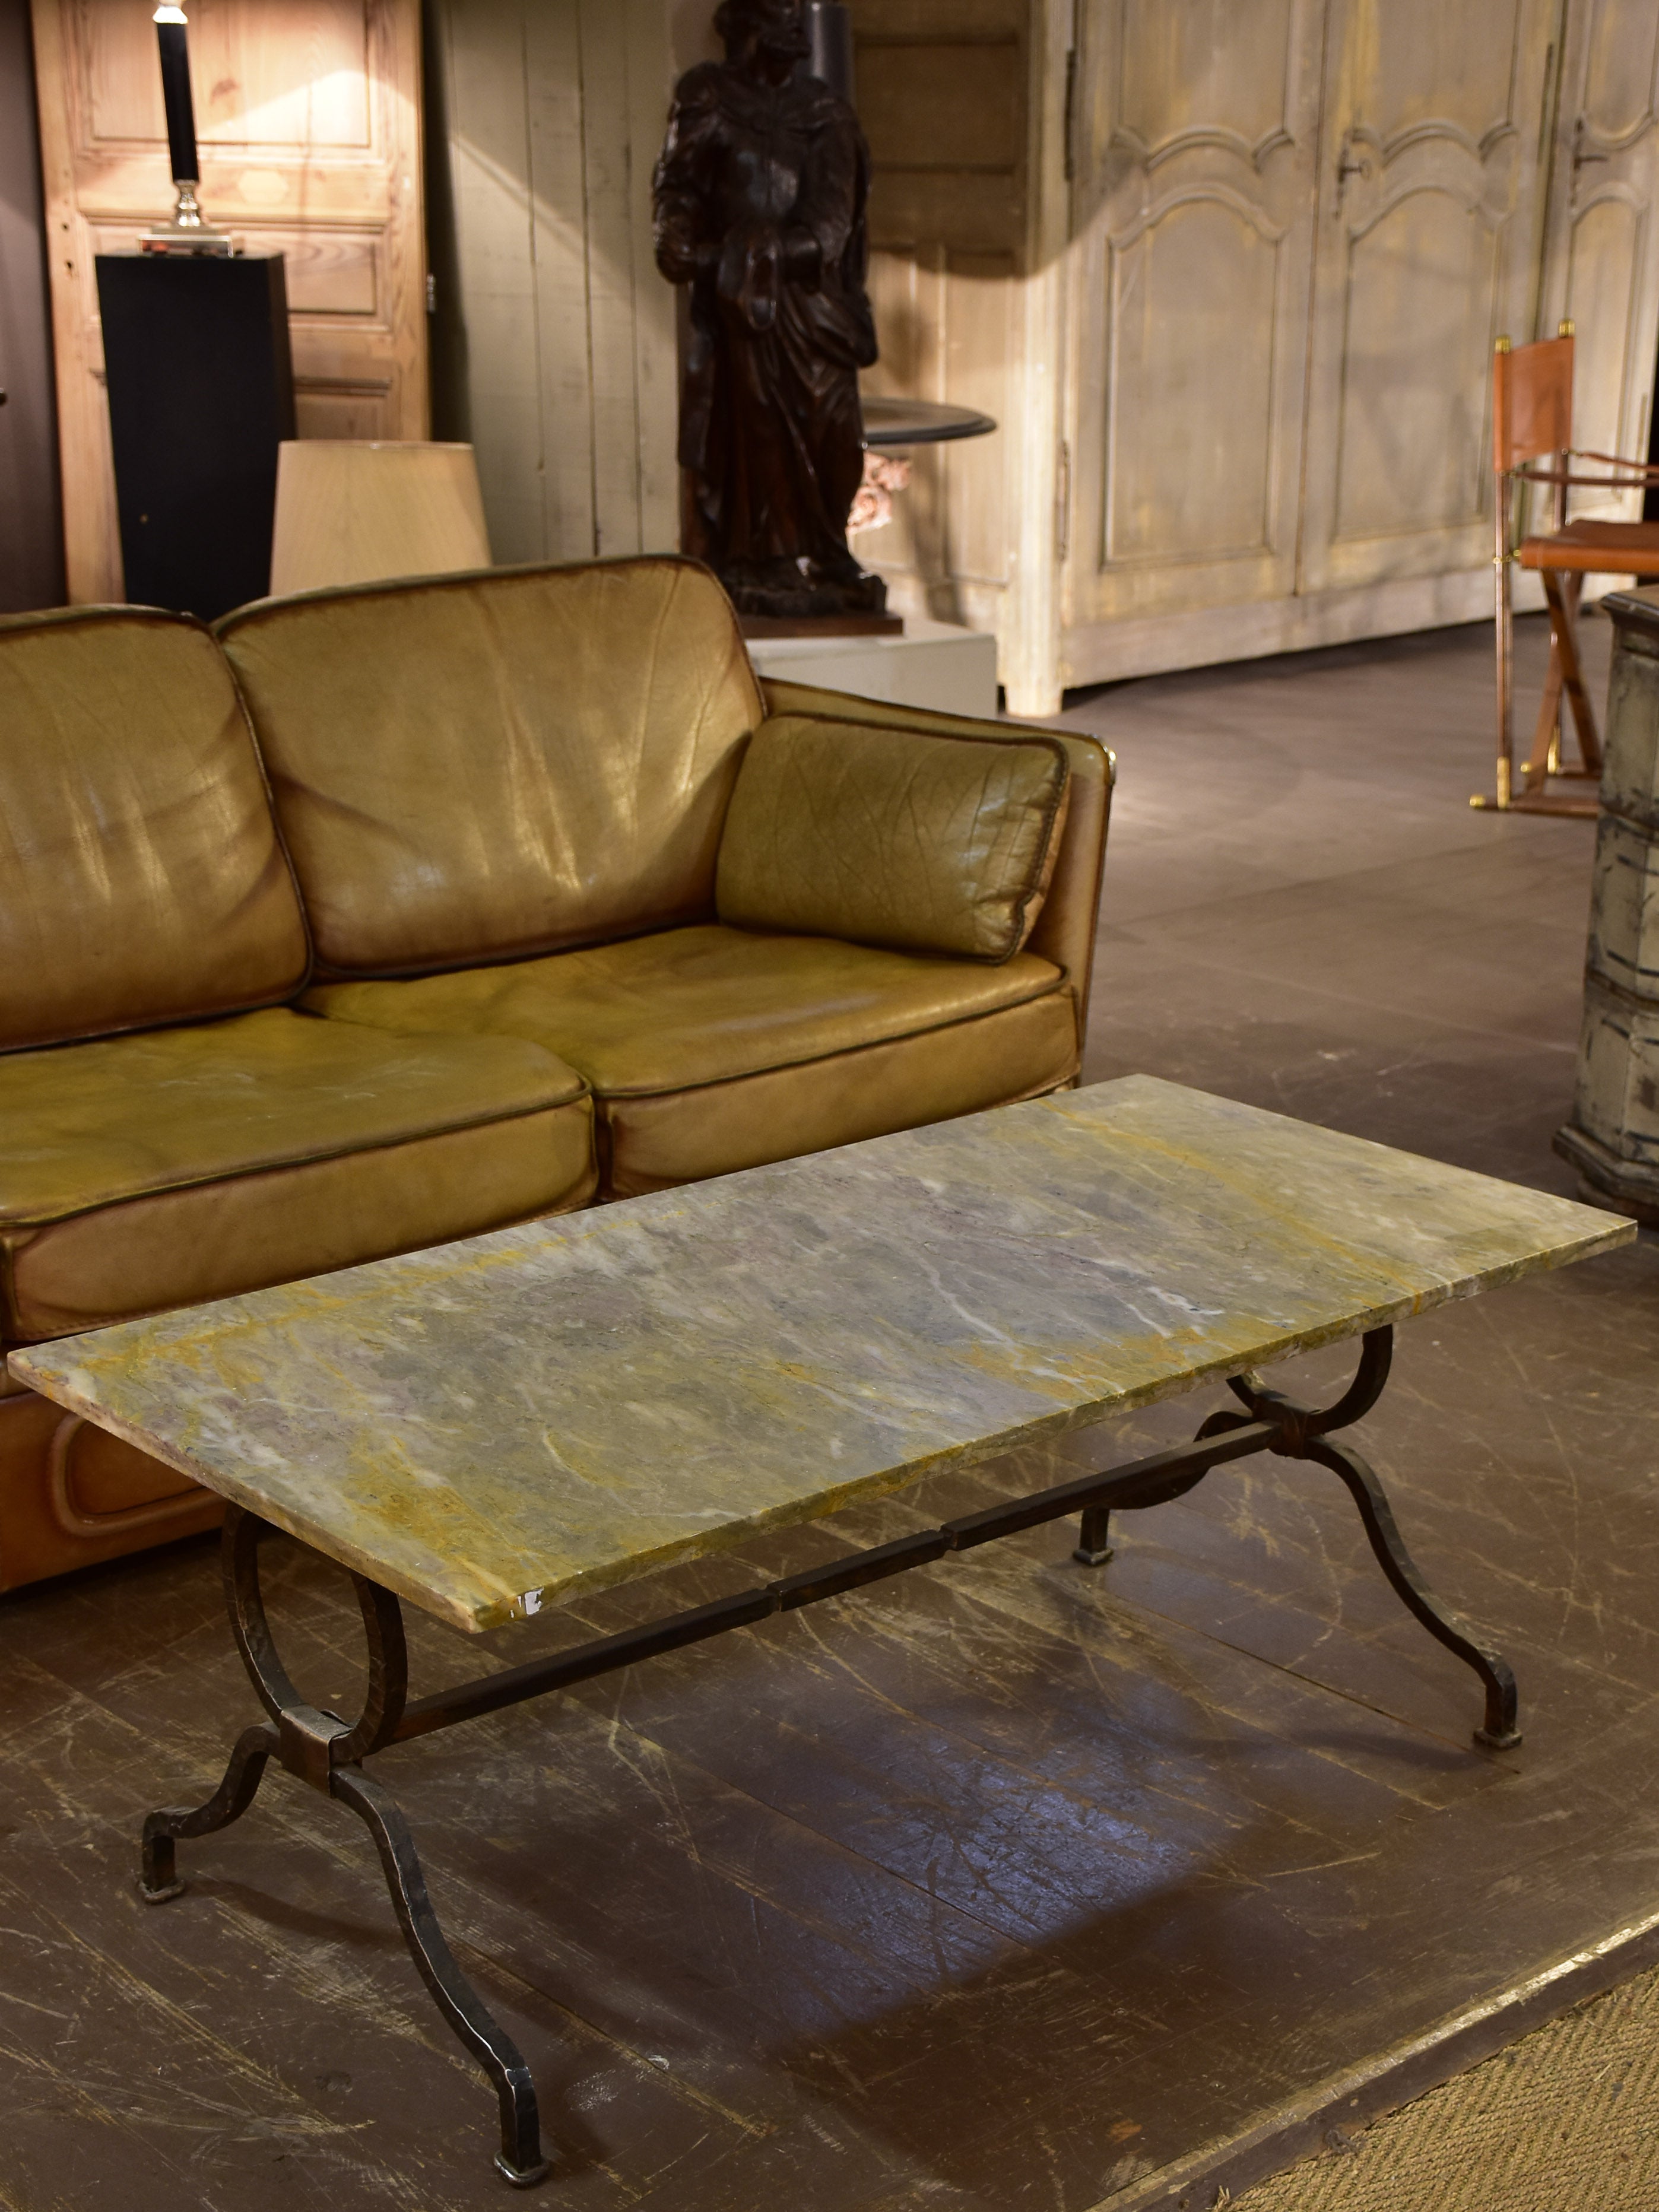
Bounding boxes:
0 608 309 1053
716 713 1071 961
218 558 764 978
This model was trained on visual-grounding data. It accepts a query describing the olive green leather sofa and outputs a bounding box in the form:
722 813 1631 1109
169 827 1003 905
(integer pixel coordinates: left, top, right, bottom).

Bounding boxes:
0 556 1113 1594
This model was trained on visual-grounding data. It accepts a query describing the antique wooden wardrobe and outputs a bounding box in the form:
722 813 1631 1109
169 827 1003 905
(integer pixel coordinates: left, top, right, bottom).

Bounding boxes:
857 0 1659 712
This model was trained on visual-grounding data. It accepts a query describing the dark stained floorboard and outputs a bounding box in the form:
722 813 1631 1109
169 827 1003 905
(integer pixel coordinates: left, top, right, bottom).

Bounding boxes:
5 613 1658 2206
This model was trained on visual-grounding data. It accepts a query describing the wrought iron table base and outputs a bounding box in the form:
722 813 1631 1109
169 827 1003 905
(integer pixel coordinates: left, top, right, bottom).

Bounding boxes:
139 1326 1518 2187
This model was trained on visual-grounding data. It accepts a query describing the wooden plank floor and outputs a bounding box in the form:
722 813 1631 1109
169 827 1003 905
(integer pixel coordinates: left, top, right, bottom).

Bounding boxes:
4 613 1655 2210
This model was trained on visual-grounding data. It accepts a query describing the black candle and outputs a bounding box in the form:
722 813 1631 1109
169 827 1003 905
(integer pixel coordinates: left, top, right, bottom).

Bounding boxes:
153 5 199 185
804 2 855 107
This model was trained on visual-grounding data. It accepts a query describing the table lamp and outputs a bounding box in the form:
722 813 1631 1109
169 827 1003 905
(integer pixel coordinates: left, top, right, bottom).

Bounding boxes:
268 443 493 596
144 5 233 255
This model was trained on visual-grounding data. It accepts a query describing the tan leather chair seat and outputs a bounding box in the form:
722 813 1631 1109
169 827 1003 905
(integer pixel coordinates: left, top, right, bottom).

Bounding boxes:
306 923 1078 1195
0 1008 595 1343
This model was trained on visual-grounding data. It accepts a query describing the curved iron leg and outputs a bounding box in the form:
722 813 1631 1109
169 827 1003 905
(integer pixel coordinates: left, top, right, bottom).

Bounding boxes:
222 1506 410 1760
141 1722 280 1902
1068 1331 1521 1750
1218 1331 1520 1746
1229 1327 1394 1436
331 1765 551 2188
1301 1434 1521 1750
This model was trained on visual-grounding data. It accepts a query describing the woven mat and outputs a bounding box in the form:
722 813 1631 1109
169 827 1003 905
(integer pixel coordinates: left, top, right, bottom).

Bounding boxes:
1236 1963 1659 2211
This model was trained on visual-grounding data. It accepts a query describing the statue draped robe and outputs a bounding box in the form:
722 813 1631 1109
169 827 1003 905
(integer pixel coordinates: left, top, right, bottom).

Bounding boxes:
654 63 881 614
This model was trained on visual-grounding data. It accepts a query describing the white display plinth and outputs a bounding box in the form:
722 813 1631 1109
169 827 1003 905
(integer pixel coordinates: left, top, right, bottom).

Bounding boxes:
745 615 998 720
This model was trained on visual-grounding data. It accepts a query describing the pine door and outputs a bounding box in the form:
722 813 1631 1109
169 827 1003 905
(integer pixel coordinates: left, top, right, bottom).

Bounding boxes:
31 0 426 602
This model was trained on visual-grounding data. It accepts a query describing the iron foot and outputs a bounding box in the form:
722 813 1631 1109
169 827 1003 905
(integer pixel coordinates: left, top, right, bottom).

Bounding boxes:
1475 1723 1524 1752
138 1722 279 1903
1074 1503 1114 1566
496 2151 555 2189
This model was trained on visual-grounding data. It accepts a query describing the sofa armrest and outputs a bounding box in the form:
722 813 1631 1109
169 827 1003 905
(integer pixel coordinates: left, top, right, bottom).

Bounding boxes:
756 677 1115 1037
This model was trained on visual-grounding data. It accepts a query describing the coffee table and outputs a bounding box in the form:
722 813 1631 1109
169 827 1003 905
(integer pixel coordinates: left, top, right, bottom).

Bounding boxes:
9 1077 1631 2186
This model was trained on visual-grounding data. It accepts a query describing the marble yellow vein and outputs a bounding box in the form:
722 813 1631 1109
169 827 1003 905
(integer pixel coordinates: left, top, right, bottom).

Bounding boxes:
8 1077 1632 1634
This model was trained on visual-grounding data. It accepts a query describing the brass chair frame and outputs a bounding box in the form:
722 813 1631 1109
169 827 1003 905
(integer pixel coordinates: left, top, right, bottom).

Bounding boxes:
1474 320 1659 817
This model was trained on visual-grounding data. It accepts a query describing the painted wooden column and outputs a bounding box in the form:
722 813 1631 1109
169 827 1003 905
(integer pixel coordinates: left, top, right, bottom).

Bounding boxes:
1558 589 1659 1220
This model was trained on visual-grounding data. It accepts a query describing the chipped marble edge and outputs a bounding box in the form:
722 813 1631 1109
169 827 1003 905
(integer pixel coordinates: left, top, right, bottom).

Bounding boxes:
8 1210 1633 1637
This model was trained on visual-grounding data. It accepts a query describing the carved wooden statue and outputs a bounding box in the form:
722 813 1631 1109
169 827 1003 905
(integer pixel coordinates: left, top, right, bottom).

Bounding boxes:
653 0 886 621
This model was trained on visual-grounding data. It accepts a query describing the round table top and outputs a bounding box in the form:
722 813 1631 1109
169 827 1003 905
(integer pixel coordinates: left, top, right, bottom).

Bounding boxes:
861 395 998 447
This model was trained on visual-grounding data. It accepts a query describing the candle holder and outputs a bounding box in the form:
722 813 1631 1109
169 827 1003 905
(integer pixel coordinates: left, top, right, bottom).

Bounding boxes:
143 5 235 256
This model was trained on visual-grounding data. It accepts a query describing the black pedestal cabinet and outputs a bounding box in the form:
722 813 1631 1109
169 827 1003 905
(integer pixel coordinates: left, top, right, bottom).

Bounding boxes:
95 253 296 621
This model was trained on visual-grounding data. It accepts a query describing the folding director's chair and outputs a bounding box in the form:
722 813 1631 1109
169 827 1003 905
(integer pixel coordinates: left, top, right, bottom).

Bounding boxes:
1473 320 1659 816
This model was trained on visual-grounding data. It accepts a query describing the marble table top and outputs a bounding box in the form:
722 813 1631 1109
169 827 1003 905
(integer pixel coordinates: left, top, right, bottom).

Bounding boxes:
10 1077 1631 1634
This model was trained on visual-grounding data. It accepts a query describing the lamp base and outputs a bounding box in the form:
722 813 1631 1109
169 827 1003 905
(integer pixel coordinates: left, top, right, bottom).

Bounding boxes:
142 229 237 257
142 180 238 257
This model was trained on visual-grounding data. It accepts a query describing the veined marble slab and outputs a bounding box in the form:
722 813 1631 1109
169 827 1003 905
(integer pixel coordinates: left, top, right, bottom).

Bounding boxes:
9 1077 1631 1635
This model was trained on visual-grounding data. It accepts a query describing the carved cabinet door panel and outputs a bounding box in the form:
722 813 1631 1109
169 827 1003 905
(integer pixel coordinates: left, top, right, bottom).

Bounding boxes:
31 0 426 602
1295 0 1558 598
1060 0 1325 637
1538 0 1659 537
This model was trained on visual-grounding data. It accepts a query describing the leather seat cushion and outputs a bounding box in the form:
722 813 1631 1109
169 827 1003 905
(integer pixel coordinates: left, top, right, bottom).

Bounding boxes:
304 923 1079 1195
602 992 1078 1194
0 1008 595 1341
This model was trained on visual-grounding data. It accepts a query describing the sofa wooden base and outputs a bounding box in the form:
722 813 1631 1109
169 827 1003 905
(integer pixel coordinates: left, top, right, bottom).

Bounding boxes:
0 1389 220 1594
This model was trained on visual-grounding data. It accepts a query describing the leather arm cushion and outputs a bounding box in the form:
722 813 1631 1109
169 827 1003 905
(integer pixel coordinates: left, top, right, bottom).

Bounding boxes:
715 710 1071 961
754 678 1115 1024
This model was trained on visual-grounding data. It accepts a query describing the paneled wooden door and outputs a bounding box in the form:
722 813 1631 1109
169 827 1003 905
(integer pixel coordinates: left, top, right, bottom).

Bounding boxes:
1539 0 1659 544
32 0 427 602
1296 0 1559 600
1060 0 1327 678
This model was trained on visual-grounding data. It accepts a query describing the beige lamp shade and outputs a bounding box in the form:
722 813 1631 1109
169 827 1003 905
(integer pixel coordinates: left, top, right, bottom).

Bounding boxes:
268 441 492 596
